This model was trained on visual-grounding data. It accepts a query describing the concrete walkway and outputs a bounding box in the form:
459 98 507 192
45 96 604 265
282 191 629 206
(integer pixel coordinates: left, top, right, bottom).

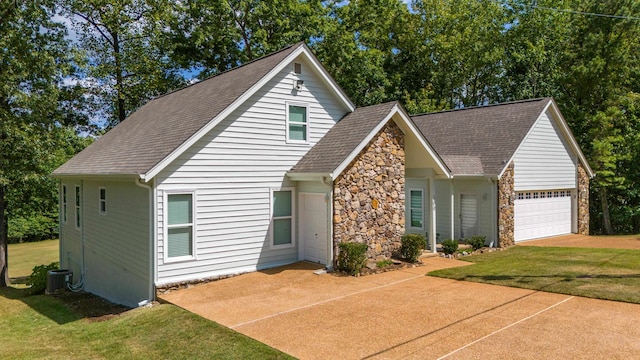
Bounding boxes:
518 234 640 249
160 257 640 359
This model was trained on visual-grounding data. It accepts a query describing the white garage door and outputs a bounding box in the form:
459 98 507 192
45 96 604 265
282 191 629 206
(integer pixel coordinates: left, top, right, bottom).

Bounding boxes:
514 190 573 242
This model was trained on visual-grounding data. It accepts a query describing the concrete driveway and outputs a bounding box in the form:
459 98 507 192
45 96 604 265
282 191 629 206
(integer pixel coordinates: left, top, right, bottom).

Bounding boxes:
159 256 640 359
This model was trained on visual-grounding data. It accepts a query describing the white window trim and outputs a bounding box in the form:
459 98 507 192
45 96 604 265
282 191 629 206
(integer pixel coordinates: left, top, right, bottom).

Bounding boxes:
270 187 296 250
99 186 107 215
285 102 310 144
163 190 197 263
74 185 81 230
62 185 67 224
408 188 424 230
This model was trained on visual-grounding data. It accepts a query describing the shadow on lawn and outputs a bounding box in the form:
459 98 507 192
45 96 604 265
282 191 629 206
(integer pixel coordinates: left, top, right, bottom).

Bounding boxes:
0 287 130 325
461 274 640 282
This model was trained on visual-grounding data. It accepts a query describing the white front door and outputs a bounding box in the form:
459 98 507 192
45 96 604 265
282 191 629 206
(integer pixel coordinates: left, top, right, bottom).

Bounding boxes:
460 194 478 238
300 193 328 265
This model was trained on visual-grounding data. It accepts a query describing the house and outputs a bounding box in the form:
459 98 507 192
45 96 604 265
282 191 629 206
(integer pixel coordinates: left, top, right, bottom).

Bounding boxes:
52 43 593 307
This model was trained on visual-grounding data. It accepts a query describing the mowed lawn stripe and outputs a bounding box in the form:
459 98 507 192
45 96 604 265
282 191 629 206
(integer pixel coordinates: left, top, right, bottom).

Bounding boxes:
428 246 640 304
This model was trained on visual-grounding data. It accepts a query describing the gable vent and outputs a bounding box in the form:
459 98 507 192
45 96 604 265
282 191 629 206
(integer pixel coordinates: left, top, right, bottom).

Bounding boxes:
294 62 302 74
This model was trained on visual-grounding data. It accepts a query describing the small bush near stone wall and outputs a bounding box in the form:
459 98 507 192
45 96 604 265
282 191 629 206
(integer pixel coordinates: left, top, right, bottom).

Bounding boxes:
441 239 458 255
466 235 486 251
400 234 425 263
337 242 368 275
26 262 59 295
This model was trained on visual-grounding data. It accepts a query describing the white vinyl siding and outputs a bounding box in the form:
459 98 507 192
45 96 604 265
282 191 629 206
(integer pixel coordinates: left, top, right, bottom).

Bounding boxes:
155 55 348 285
80 180 150 308
271 189 294 248
513 111 577 191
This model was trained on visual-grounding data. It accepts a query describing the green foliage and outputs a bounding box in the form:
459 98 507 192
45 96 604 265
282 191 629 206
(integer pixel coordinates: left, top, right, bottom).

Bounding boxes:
441 239 459 255
376 259 394 268
8 214 58 243
26 262 59 295
336 242 368 276
399 234 425 263
466 236 486 251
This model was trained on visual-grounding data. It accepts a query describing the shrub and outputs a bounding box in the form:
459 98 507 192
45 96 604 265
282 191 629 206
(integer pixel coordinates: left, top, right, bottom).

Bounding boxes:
400 234 425 263
441 239 459 255
337 242 368 275
466 235 486 251
26 262 59 295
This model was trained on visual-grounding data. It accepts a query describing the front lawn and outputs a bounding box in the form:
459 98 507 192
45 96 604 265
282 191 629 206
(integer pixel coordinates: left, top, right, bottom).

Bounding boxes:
429 246 640 304
8 239 59 279
0 287 293 359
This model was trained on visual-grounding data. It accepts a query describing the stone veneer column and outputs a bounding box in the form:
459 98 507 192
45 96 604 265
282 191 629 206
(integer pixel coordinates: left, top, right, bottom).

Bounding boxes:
577 163 590 235
333 121 405 263
498 162 515 248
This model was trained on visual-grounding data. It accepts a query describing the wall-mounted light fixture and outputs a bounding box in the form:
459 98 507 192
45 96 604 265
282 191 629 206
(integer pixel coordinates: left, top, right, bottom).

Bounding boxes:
295 79 304 90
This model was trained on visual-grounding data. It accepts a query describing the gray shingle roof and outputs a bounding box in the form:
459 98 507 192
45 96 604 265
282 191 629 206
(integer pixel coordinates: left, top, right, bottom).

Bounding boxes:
411 98 551 176
53 43 304 176
289 101 399 175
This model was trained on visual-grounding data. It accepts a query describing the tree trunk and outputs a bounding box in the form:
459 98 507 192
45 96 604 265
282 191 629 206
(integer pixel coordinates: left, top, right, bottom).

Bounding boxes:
600 187 613 235
0 185 9 287
113 31 126 123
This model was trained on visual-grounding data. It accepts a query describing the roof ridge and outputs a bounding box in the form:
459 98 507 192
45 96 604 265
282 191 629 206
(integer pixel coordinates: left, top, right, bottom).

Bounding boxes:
410 97 550 117
150 42 305 102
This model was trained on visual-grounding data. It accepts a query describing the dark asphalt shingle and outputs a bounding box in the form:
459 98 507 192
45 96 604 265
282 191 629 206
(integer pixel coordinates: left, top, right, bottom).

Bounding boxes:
411 98 551 176
289 101 399 174
53 43 304 176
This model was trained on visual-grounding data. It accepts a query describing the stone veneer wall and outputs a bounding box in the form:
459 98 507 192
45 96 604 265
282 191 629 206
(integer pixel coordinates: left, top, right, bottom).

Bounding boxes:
498 162 515 248
333 121 405 262
577 163 590 235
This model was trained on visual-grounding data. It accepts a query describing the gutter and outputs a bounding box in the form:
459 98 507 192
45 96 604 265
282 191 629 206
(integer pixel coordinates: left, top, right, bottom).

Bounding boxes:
135 178 154 307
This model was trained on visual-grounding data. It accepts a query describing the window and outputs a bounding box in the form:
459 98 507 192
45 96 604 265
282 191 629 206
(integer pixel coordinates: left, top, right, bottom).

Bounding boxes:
409 189 423 228
547 191 553 198
166 193 195 259
533 192 539 199
287 104 308 142
99 187 106 215
62 185 67 223
525 192 532 199
293 62 302 74
272 189 294 247
75 186 81 229
517 192 524 200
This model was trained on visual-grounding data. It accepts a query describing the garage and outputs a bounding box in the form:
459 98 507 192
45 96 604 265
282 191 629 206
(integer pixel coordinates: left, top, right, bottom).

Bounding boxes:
514 190 573 242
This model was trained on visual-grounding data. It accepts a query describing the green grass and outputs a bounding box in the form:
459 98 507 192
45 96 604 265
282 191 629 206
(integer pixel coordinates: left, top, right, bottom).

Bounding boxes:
1 241 294 359
8 239 59 278
429 246 640 304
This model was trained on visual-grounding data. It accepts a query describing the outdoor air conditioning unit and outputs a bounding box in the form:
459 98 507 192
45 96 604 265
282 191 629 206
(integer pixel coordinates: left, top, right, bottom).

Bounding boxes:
46 269 73 294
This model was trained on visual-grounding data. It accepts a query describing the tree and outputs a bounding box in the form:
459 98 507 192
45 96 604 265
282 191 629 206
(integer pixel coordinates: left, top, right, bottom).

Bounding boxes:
558 0 640 234
60 0 184 127
0 0 73 286
170 0 327 78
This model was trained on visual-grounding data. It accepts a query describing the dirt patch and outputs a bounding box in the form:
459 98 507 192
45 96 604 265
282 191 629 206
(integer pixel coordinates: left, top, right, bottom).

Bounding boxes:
52 291 131 322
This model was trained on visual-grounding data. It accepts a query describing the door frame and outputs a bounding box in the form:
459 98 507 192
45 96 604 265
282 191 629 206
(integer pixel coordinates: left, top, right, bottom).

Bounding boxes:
298 192 329 265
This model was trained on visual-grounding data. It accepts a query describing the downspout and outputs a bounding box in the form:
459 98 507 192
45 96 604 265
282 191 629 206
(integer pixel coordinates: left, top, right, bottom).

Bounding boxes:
321 175 333 269
135 177 154 306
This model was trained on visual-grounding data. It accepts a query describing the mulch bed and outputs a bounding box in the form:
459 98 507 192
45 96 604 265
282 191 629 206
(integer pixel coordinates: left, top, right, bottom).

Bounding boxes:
52 291 132 322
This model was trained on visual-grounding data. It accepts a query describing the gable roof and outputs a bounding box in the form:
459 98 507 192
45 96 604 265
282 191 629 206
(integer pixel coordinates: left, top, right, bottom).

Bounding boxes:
411 98 593 177
53 43 354 180
289 101 450 179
